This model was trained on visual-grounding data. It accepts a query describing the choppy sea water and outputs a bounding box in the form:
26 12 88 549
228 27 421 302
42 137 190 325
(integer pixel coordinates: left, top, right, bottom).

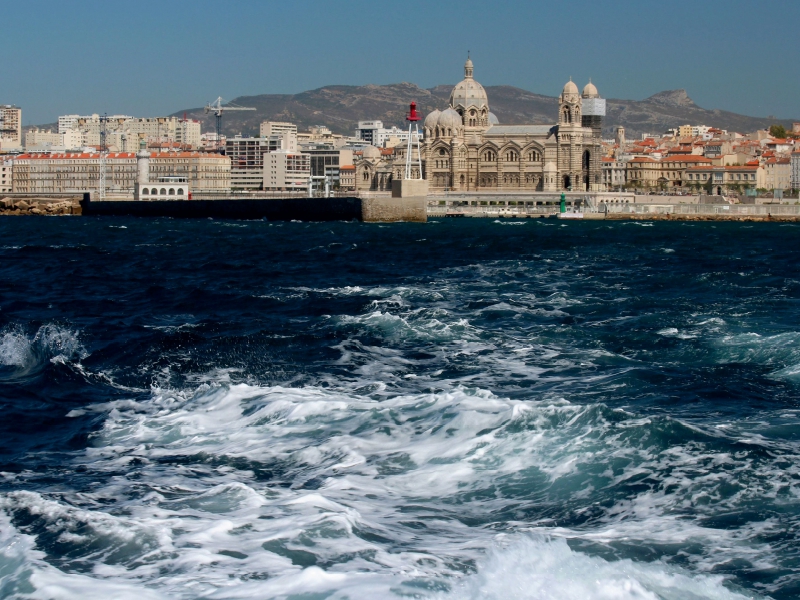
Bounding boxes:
1 217 800 599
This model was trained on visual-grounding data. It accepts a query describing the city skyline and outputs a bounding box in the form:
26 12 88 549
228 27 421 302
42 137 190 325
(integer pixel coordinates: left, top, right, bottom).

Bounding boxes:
4 0 799 125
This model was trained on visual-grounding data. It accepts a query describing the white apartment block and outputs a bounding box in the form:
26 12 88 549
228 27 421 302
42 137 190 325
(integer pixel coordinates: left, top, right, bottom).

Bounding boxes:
0 105 22 149
355 120 422 148
227 133 298 189
260 121 297 139
792 151 800 190
58 114 201 149
263 150 310 191
25 129 65 148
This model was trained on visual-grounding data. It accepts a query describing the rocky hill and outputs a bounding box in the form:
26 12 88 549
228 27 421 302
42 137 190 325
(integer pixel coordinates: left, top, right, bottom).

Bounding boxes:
172 83 795 141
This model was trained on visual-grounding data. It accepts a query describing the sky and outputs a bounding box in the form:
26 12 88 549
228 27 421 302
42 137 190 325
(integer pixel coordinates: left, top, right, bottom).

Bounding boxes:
3 0 799 125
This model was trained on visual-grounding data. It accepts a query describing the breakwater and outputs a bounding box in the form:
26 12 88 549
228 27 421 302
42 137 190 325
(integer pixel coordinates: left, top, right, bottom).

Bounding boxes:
81 196 426 222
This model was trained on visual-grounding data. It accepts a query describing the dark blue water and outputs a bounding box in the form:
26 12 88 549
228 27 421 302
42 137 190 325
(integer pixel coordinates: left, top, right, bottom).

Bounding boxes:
1 217 799 599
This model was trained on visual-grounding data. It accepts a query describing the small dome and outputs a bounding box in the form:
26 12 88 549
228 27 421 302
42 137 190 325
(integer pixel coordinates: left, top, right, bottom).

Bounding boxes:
465 57 473 69
424 109 441 130
563 80 579 95
582 81 599 98
361 145 381 159
488 112 499 125
437 108 462 130
543 161 557 172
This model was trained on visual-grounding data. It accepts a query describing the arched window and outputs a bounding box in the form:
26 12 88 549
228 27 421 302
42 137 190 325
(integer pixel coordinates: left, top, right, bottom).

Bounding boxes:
151 188 158 195
460 174 465 186
363 172 369 181
447 128 451 137
177 188 184 195
583 150 591 169
142 188 149 195
160 188 167 195
168 188 175 195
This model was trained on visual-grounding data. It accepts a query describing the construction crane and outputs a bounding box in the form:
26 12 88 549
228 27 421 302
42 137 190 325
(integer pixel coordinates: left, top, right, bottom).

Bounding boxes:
204 97 255 154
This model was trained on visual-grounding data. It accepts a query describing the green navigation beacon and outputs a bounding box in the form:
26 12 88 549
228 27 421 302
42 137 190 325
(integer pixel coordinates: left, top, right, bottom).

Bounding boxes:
560 192 566 213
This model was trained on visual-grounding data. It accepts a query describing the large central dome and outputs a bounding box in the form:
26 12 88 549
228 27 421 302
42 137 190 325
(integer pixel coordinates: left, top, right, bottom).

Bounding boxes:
449 57 489 111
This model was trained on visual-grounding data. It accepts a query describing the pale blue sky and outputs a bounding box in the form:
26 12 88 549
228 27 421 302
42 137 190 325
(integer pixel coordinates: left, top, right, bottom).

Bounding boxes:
4 0 799 124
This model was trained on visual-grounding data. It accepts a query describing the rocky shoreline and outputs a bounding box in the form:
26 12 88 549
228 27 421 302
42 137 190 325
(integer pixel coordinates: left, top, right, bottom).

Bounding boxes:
0 197 81 215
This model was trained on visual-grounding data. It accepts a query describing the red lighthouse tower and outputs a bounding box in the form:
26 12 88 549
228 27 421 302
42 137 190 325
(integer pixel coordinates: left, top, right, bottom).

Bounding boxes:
404 101 423 180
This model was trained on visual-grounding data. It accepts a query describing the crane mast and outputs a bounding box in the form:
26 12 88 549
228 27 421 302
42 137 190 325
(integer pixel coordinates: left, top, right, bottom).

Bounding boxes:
204 97 256 154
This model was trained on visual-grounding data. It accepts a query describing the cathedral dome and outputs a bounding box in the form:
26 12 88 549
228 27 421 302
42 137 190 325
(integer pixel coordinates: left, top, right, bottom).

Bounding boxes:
488 112 499 125
424 109 441 130
582 81 599 98
449 57 489 110
437 108 462 130
361 145 381 159
563 80 579 95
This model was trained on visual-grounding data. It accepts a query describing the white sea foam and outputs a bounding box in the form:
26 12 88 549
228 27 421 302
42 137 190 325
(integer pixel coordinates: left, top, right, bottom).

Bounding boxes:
0 324 86 372
439 536 758 600
0 376 786 598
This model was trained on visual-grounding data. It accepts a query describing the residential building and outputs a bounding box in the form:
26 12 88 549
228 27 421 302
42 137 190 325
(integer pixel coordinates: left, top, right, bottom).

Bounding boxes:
764 158 791 190
259 121 297 139
0 105 22 149
626 157 660 188
300 143 353 185
684 164 763 194
58 114 201 150
355 121 423 148
263 151 310 191
339 165 355 190
602 157 627 189
12 152 229 194
1 158 12 193
792 150 800 190
355 121 383 146
25 129 64 149
659 155 713 187
226 133 296 189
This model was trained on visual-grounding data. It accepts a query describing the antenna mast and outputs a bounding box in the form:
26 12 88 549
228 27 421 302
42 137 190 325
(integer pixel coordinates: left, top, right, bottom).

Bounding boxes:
99 113 107 200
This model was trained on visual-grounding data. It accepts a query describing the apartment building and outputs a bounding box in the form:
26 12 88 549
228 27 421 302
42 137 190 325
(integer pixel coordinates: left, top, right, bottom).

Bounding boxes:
263 151 310 191
764 158 791 190
355 120 422 148
339 165 355 190
684 164 763 194
12 152 230 194
659 155 713 186
792 150 800 190
58 114 201 150
626 157 660 187
300 143 353 186
25 129 66 149
226 133 296 190
0 158 12 193
0 105 22 149
601 157 626 189
259 121 297 139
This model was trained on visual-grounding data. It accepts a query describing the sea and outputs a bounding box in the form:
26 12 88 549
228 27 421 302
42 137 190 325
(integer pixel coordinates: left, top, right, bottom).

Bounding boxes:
1 216 799 600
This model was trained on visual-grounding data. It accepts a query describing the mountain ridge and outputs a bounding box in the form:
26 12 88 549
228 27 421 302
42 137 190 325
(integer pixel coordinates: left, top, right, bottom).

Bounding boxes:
25 83 795 142
171 82 795 142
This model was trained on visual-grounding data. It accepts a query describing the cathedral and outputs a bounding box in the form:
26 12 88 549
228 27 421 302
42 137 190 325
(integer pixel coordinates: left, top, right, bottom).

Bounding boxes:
355 57 605 193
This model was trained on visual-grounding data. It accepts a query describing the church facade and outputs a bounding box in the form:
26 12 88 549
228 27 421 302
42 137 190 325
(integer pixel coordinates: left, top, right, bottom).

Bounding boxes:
355 58 605 193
